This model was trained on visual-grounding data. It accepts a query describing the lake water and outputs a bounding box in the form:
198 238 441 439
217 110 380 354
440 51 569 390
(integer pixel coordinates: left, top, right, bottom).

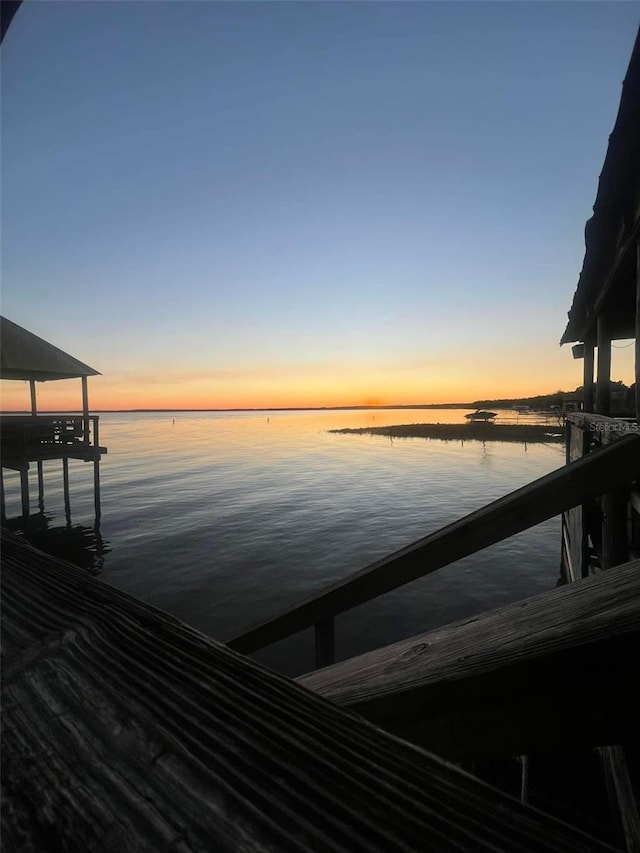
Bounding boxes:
3 408 566 676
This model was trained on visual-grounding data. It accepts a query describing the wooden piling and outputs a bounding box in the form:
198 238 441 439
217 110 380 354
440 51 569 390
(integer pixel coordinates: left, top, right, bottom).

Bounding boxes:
583 333 595 413
29 380 37 417
93 458 101 521
81 375 90 444
36 460 44 511
0 466 6 522
62 457 71 523
520 756 530 804
19 467 29 518
596 316 611 416
636 240 640 423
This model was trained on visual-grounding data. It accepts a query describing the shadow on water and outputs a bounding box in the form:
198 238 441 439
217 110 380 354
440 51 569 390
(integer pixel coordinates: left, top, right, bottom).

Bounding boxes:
3 512 110 575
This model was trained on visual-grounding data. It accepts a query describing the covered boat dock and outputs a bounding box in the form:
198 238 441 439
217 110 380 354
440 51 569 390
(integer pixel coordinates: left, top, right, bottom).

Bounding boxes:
0 316 107 521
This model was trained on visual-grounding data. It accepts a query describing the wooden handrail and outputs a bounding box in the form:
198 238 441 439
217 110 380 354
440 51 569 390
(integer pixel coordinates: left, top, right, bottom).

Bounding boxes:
228 433 640 664
298 558 640 759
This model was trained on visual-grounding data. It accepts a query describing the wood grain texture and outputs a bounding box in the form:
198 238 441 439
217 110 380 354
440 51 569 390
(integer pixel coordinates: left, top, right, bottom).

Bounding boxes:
230 434 640 655
299 559 640 760
1 530 620 853
597 745 640 853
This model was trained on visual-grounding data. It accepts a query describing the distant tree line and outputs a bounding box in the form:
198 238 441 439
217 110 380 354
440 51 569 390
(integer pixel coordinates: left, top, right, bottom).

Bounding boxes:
472 380 635 411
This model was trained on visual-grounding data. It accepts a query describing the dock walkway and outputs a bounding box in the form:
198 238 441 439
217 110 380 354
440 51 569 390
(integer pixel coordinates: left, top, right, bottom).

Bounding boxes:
1 529 618 852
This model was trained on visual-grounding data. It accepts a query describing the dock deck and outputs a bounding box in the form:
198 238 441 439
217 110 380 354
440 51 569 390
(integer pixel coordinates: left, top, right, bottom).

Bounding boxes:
1 529 620 853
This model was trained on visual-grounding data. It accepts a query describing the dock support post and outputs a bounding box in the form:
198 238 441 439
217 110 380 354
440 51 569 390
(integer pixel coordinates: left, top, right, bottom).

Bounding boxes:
81 376 90 444
29 380 37 417
93 458 101 523
583 333 595 413
0 467 6 523
314 617 335 669
596 315 611 416
37 461 44 511
635 240 640 422
62 457 71 524
19 467 30 519
519 755 529 804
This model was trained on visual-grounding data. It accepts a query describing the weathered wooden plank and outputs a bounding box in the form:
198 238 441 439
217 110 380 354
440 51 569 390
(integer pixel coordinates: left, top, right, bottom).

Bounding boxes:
229 434 640 656
566 424 590 578
562 518 577 583
1 531 622 852
597 745 640 853
298 559 640 760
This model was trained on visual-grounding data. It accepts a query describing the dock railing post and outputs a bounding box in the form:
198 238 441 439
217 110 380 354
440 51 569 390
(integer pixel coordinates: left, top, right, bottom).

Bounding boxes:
583 333 595 413
93 458 101 523
596 315 611 416
62 457 71 524
0 467 6 523
635 239 640 422
19 467 30 519
37 460 44 511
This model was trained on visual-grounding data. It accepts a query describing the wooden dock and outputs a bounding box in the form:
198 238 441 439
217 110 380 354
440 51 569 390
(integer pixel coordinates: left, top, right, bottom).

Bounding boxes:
1 529 621 853
0 317 107 522
0 415 106 522
298 558 640 759
562 413 640 580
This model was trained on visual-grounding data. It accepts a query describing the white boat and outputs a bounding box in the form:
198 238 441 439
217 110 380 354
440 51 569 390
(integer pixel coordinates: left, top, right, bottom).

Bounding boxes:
465 409 497 422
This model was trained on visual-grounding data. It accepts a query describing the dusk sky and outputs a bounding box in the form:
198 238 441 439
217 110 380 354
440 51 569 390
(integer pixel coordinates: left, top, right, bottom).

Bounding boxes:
1 1 639 411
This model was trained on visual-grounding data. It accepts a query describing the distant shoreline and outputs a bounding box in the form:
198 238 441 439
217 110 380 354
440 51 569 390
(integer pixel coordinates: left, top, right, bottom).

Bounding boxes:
331 422 565 444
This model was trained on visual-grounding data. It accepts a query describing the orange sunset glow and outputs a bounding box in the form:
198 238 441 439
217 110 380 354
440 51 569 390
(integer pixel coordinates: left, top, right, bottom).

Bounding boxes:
1 343 635 412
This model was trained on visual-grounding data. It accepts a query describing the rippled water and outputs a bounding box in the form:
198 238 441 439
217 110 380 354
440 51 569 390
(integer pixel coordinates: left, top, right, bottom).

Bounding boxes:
3 408 565 675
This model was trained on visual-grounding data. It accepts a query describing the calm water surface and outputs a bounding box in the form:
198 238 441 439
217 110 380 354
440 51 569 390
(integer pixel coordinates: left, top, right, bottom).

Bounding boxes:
3 408 565 675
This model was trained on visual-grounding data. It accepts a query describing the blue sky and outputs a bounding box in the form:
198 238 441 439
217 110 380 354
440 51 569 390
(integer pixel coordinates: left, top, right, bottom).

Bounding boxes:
2 1 639 409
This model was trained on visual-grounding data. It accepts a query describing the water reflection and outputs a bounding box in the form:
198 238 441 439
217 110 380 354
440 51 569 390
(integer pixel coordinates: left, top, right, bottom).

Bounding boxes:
4 512 110 575
2 409 566 675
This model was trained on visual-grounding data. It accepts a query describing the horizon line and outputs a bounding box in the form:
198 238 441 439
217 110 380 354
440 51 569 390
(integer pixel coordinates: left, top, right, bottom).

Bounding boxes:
1 403 475 414
0 396 573 415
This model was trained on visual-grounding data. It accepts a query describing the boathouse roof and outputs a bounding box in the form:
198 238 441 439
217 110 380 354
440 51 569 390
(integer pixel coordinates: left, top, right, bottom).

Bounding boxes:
561 26 640 345
0 316 101 381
